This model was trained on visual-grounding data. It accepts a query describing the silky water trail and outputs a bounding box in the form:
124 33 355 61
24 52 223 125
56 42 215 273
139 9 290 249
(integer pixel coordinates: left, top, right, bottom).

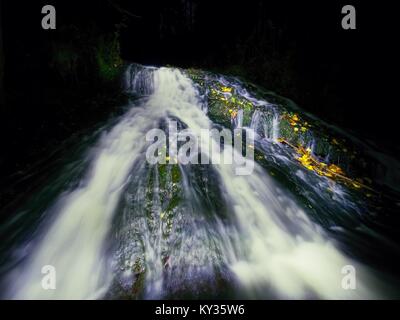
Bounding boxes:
0 65 394 299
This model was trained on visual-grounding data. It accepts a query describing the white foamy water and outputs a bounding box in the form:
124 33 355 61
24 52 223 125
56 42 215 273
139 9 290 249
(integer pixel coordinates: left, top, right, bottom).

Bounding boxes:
147 68 379 299
6 66 382 299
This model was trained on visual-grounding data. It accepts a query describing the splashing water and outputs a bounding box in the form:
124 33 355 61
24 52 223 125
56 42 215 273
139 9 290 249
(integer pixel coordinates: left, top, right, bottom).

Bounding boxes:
2 65 388 299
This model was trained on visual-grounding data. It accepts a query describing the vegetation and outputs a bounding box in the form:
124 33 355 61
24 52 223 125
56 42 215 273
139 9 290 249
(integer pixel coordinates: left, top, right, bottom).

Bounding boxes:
186 68 377 195
50 26 123 85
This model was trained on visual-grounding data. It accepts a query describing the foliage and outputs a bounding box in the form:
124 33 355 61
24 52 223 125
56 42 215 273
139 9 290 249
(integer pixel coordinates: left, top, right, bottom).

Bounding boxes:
277 138 374 193
95 33 123 82
187 70 258 128
50 26 123 85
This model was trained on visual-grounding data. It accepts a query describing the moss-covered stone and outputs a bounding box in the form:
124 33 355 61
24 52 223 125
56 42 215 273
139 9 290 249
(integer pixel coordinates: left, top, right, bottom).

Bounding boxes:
184 68 375 192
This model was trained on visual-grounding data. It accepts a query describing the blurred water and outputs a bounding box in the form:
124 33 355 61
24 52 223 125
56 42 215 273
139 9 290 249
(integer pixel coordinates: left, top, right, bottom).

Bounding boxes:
1 65 395 299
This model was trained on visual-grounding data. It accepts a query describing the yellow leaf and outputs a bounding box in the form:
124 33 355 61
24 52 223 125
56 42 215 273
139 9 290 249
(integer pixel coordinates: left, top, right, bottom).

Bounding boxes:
221 86 232 93
328 164 344 175
352 182 362 189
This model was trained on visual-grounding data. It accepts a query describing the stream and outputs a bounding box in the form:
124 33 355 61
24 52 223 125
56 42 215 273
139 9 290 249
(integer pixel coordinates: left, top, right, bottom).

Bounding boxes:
1 65 399 300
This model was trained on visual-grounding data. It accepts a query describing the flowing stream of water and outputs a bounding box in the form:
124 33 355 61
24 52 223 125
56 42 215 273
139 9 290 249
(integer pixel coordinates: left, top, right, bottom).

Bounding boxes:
1 66 391 299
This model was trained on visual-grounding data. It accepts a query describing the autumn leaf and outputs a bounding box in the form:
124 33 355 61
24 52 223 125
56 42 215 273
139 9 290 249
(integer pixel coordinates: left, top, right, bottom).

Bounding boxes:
352 182 362 189
328 164 344 175
221 86 232 93
332 138 339 145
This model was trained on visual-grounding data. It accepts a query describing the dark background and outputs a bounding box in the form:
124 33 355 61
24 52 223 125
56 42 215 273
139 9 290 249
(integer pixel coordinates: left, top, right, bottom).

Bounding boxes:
0 0 399 181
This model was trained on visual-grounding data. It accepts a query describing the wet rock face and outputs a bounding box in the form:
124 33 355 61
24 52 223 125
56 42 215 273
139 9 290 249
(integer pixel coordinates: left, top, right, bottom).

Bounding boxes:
5 65 400 300
106 65 400 300
185 67 399 195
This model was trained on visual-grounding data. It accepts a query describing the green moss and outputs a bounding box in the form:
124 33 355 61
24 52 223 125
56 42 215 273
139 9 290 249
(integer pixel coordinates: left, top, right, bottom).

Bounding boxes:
143 163 183 239
144 166 155 222
185 68 375 187
131 270 146 298
166 194 181 213
171 165 181 184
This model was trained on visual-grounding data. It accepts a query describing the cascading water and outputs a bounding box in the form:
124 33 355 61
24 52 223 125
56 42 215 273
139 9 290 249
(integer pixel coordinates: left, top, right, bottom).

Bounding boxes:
2 65 392 299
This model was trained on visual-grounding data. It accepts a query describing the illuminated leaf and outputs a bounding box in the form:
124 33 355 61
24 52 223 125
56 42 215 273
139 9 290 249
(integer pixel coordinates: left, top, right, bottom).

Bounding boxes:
352 182 362 189
221 86 232 93
328 164 344 175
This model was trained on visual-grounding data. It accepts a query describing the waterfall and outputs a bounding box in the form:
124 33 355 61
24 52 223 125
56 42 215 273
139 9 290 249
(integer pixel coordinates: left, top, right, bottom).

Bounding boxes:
250 110 266 139
126 64 156 96
249 108 280 142
234 109 244 128
4 65 382 299
271 113 280 141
